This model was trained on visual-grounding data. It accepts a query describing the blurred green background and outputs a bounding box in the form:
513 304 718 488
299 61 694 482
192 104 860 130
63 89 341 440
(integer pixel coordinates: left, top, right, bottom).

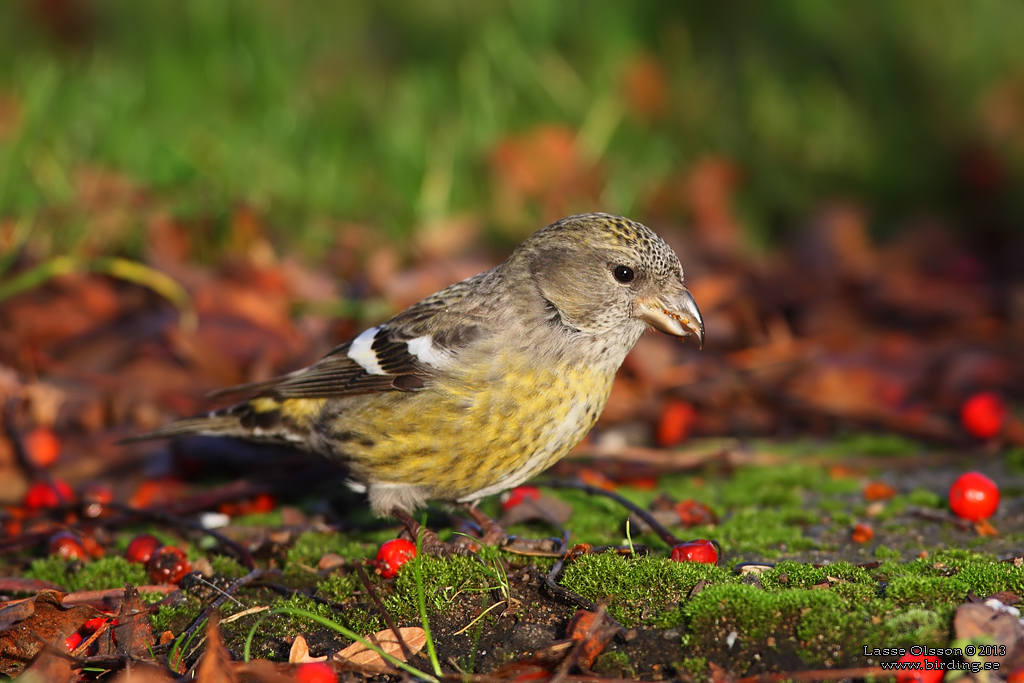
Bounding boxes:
1 0 1023 260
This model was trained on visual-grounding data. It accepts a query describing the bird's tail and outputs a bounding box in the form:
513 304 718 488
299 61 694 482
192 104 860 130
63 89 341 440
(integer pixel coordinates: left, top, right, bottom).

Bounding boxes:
117 408 256 444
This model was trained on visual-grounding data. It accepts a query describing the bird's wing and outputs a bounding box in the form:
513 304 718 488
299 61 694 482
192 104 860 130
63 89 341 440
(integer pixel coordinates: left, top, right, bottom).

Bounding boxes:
208 277 494 401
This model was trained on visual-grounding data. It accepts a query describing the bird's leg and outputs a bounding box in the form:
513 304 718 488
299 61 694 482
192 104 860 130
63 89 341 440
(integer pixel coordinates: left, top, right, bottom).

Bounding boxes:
390 507 470 557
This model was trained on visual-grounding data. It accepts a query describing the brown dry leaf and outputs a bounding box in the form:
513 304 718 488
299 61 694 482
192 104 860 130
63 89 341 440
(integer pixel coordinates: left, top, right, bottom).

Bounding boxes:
974 519 999 537
954 602 1024 667
0 589 99 677
109 662 176 683
565 608 617 669
317 554 346 572
235 658 298 682
490 125 602 225
113 584 154 658
289 634 327 664
18 649 74 683
0 95 21 141
379 257 494 312
685 156 743 256
333 627 426 667
196 614 237 683
499 493 573 527
621 53 669 121
413 215 482 261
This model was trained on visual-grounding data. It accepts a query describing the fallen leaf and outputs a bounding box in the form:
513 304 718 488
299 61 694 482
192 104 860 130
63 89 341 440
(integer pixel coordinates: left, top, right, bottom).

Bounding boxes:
333 627 426 667
289 634 326 664
0 590 99 677
954 602 1024 667
19 649 73 683
565 608 617 669
851 523 874 544
195 614 237 683
113 584 154 658
108 662 176 683
499 493 573 528
863 482 897 501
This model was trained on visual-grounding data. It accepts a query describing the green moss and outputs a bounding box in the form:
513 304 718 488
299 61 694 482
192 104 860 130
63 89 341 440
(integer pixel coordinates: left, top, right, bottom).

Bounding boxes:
594 650 634 678
387 555 501 619
241 592 380 659
150 595 203 634
949 560 1024 595
210 555 248 579
886 575 969 605
874 545 902 561
679 656 708 679
907 489 942 508
25 556 149 592
286 531 381 567
232 511 283 527
683 583 945 668
560 552 732 627
826 433 923 457
882 608 946 643
685 583 844 645
711 508 818 555
317 572 361 602
761 561 873 591
1007 448 1024 474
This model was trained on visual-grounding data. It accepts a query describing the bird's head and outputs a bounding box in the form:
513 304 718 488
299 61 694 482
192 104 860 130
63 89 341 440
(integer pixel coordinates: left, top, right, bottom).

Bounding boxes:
515 213 704 347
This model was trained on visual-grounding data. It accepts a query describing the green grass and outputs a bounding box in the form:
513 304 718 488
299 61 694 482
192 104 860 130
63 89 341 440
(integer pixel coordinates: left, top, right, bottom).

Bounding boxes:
1 1 1023 262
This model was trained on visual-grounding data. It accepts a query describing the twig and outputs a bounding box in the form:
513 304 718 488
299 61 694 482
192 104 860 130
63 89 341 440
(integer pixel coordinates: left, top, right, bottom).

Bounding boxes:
542 480 681 547
544 547 599 613
736 666 887 683
910 508 973 532
176 568 264 648
353 562 416 663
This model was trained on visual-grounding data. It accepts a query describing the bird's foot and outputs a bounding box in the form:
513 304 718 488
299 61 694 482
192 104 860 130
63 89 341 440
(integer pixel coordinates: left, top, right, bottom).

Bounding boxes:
460 503 563 556
390 507 472 557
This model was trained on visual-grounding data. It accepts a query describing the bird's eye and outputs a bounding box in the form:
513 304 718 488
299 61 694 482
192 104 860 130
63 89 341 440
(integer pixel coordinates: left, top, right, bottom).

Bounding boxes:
613 265 635 283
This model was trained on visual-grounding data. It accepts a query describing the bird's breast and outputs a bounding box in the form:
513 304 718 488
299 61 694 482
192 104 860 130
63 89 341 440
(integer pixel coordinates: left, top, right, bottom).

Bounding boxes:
332 354 617 501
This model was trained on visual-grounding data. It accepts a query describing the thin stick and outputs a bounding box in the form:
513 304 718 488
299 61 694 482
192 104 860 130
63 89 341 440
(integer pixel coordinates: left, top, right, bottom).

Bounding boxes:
176 568 263 648
353 562 416 663
542 480 681 547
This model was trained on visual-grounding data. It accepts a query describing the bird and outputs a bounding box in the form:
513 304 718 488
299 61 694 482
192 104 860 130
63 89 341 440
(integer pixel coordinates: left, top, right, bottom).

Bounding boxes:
127 213 703 541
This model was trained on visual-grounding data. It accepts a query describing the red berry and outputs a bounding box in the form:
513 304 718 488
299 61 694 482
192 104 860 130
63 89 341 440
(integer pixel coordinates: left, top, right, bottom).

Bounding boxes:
65 632 83 651
949 471 1000 521
248 492 277 513
894 653 943 683
24 427 61 467
501 486 542 510
82 617 110 632
675 499 716 527
48 532 87 561
657 400 697 448
376 538 417 578
960 391 1008 439
669 539 718 564
851 523 874 544
24 480 75 510
147 546 192 584
125 534 162 564
294 662 338 683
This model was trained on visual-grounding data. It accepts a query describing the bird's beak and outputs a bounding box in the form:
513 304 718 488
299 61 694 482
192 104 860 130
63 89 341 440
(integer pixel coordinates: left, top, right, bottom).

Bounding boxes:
636 288 705 348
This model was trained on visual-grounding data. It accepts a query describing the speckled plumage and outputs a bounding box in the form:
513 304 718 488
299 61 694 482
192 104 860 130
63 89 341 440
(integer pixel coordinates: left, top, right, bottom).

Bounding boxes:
130 213 704 515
